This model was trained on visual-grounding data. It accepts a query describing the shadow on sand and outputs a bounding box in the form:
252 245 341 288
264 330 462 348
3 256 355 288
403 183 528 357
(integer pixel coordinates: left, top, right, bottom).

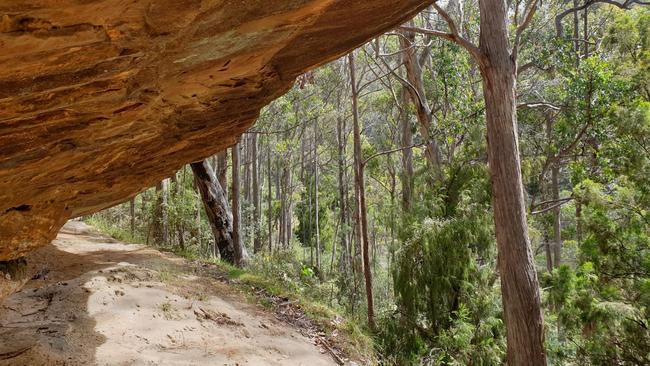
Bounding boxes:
0 223 174 365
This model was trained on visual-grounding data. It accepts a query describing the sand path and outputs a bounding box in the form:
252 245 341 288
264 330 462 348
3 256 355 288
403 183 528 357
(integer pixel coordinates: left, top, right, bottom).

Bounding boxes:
0 221 337 366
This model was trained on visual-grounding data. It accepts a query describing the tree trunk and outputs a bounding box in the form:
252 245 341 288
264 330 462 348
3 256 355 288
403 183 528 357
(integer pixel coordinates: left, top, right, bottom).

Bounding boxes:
544 117 555 271
399 87 414 212
285 164 293 248
244 134 252 205
190 160 236 263
551 164 562 268
348 52 375 330
399 26 443 179
216 150 228 199
280 162 287 248
314 123 322 277
478 1 546 364
573 0 580 67
130 197 136 237
154 179 170 246
231 143 248 266
336 116 350 273
252 133 262 253
267 138 273 252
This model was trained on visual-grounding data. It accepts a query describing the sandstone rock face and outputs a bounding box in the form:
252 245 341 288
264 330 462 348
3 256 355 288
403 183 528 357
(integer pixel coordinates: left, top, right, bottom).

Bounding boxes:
0 1 431 265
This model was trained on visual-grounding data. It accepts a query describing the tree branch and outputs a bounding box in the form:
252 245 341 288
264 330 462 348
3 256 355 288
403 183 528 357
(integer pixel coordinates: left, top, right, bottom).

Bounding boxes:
362 143 425 167
518 102 562 111
399 25 483 62
555 0 646 37
531 197 573 215
513 0 540 61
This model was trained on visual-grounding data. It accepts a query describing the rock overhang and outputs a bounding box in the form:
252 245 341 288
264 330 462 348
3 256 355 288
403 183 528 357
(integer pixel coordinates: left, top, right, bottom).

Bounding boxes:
0 0 432 276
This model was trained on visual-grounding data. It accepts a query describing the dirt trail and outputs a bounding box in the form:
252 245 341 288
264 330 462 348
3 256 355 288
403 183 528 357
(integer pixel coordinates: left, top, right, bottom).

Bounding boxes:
0 221 338 366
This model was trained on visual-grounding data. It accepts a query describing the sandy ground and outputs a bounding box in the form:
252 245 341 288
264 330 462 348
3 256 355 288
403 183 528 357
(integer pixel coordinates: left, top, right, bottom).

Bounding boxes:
0 221 338 366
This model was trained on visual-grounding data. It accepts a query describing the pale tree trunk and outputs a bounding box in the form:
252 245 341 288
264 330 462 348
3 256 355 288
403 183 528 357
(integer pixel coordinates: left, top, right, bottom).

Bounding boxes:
314 123 322 277
190 160 236 263
551 164 562 268
267 138 273 252
194 187 202 252
348 52 375 330
130 197 136 237
285 164 293 248
399 26 443 179
336 116 350 273
544 117 555 271
231 143 248 266
399 87 414 212
252 133 262 253
216 150 228 199
308 144 314 266
244 134 252 204
280 162 287 248
573 0 580 67
583 6 589 58
478 1 546 364
154 179 170 246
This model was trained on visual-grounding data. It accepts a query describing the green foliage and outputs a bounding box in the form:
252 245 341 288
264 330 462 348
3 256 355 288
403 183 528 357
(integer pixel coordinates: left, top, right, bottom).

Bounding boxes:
86 4 650 364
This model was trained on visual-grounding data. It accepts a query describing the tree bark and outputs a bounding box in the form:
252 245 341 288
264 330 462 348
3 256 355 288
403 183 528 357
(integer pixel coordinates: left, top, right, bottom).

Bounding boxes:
348 52 375 330
399 26 443 179
154 179 170 246
314 122 322 277
478 1 546 364
252 133 262 253
231 143 248 266
544 116 555 271
267 137 273 252
551 164 562 268
216 150 228 199
399 87 414 212
190 160 236 263
130 197 136 237
336 115 351 273
573 0 580 67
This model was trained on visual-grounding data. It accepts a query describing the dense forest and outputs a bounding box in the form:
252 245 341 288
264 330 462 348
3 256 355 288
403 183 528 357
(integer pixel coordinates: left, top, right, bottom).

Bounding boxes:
89 1 650 365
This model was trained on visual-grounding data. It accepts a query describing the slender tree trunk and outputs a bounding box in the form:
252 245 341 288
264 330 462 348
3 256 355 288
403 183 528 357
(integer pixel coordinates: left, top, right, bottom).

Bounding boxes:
244 134 252 205
154 179 170 246
336 116 350 273
190 160 236 263
308 150 314 266
478 1 546 364
130 197 136 237
252 133 261 253
314 123 322 277
267 138 273 252
544 237 553 273
399 26 443 179
573 0 580 67
194 185 203 254
544 117 555 271
274 156 281 247
280 162 288 248
216 150 228 199
231 143 248 266
285 164 293 248
551 164 562 268
583 6 589 58
349 52 375 330
399 87 414 212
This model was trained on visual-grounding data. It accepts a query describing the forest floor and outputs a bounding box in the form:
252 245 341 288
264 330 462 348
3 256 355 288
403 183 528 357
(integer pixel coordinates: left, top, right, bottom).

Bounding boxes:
0 221 345 366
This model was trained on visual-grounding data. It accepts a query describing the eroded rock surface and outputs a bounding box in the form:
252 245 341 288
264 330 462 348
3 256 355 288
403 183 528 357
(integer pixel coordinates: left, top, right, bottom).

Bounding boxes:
0 1 431 264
